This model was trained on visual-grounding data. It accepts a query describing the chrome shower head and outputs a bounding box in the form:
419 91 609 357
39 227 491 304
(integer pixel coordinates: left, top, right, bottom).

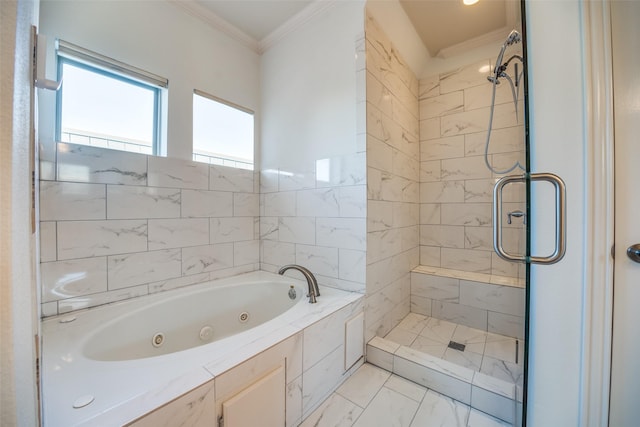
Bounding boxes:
505 29 521 46
488 30 522 84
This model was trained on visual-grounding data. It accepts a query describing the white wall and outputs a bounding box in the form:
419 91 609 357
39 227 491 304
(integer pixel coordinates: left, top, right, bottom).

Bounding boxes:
526 1 586 425
261 0 365 173
38 0 260 163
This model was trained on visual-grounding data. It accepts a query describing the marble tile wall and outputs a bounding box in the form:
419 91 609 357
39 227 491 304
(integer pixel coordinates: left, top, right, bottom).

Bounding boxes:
259 154 367 294
364 12 420 342
39 142 260 316
419 58 526 278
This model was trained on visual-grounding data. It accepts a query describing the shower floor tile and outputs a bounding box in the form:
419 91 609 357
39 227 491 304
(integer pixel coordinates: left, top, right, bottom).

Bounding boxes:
384 314 524 386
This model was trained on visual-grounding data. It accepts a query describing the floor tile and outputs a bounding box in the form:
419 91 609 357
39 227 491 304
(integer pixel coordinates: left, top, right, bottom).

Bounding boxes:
386 328 419 346
410 337 448 359
409 390 470 427
480 356 523 386
396 313 429 334
484 334 517 363
299 393 363 427
384 375 427 402
352 387 420 427
420 317 457 344
336 363 391 408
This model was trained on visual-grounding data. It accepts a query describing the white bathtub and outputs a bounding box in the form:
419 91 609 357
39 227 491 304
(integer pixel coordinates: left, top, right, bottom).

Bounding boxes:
42 271 362 426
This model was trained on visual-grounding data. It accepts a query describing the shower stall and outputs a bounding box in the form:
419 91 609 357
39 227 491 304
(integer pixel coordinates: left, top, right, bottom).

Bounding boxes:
363 4 544 425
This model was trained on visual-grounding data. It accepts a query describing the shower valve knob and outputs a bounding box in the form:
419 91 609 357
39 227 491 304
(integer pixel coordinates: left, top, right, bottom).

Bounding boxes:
627 244 640 263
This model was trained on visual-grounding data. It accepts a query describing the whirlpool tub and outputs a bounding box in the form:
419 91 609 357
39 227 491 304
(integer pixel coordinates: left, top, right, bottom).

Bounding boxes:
42 270 364 426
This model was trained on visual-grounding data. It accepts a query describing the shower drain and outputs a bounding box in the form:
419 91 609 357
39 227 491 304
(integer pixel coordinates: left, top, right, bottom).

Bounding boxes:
238 312 249 323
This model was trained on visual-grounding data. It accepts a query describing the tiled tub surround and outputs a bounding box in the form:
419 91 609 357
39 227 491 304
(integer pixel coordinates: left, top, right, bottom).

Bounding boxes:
419 58 526 279
364 12 420 342
42 271 364 426
39 142 260 316
367 315 523 424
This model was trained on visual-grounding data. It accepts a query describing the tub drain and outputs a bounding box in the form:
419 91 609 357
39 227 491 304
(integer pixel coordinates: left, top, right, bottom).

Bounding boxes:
238 312 249 323
152 332 165 348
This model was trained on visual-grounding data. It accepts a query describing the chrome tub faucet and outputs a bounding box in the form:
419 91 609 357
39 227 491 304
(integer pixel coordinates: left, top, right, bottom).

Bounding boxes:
278 265 320 303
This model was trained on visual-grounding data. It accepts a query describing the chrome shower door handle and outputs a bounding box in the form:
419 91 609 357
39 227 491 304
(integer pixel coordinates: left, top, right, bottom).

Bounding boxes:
493 173 567 265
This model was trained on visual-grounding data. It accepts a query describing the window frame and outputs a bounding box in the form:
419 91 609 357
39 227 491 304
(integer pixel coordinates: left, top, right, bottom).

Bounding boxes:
55 41 166 155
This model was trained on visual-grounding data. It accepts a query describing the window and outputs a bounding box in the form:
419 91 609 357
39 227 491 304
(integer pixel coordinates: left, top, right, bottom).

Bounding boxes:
56 41 167 155
193 91 254 170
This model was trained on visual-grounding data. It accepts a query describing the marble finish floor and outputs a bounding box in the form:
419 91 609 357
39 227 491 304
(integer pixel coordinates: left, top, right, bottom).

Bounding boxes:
300 363 512 427
385 313 524 386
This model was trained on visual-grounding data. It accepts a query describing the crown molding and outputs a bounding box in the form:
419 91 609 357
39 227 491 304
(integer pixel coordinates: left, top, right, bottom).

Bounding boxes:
258 0 337 54
436 26 508 59
168 0 260 53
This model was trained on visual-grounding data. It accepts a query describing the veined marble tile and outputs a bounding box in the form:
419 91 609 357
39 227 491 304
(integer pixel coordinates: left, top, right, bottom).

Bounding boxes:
465 227 493 251
420 203 441 225
441 156 492 181
420 160 441 183
385 375 427 403
441 108 489 137
336 364 391 408
432 300 488 331
338 185 367 218
440 203 492 226
107 186 180 219
209 164 254 193
443 347 483 371
107 249 181 289
420 246 441 267
488 312 524 340
411 273 460 302
460 280 525 317
148 156 208 190
392 149 420 181
367 70 394 119
421 181 465 203
439 60 492 94
419 75 440 100
259 217 279 241
368 135 394 173
317 218 366 251
209 217 254 244
385 328 419 346
299 393 362 427
368 200 394 232
395 313 428 334
287 376 303 427
464 79 518 111
467 408 512 427
465 125 525 157
302 345 345 416
57 220 147 260
263 191 296 217
464 179 495 203
314 274 365 293
367 228 403 264
480 355 523 386
40 222 57 262
294 244 339 278
278 217 316 245
41 257 107 302
303 305 351 369
296 188 340 218
148 218 209 250
420 225 465 249
452 324 488 354
411 295 432 317
233 193 259 217
410 389 470 427
40 181 106 221
490 152 526 177
316 153 366 188
41 301 58 317
260 240 295 267
421 136 465 161
339 249 366 283
58 284 148 313
470 386 515 424
147 272 210 294
57 142 147 185
420 117 441 141
421 91 464 119
181 243 234 275
278 169 315 192
352 386 419 427
181 189 232 218
441 248 492 273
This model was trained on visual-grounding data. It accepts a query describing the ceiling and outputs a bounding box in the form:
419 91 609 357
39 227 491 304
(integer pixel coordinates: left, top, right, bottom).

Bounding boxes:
190 0 516 56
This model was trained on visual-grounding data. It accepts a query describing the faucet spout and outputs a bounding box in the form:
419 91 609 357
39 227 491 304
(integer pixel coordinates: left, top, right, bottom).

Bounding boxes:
278 265 320 303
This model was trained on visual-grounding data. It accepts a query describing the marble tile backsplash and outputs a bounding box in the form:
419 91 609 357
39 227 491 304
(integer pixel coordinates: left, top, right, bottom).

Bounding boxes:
419 59 526 278
40 142 260 316
365 12 420 342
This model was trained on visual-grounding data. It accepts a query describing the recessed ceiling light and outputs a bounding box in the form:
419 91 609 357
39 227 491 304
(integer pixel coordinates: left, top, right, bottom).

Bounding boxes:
463 0 480 5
